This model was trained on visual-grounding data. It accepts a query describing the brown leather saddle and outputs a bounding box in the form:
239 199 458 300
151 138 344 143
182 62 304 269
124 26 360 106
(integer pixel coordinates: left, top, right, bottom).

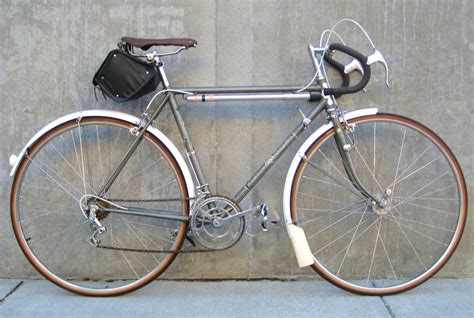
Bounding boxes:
121 37 197 50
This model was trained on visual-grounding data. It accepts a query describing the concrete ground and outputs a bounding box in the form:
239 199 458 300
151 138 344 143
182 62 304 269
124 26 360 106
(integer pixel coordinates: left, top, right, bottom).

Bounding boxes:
0 279 472 317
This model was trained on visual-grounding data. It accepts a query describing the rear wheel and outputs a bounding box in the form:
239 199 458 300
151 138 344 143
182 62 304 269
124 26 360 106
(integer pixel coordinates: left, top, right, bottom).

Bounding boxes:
11 116 190 296
290 113 467 295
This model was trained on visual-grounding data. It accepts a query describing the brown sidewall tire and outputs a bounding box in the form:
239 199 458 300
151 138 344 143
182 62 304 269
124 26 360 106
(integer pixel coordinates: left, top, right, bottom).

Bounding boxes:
290 113 467 296
11 116 190 297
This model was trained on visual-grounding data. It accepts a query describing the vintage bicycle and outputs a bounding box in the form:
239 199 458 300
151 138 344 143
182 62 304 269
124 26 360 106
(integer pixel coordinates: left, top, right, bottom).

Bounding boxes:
9 20 467 296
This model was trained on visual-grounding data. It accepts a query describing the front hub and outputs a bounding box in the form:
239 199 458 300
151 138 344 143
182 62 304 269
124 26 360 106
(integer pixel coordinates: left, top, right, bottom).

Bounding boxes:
371 189 392 216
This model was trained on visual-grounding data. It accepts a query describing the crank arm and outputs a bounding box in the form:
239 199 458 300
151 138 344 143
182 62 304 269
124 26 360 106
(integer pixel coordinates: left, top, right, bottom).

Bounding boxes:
214 204 266 226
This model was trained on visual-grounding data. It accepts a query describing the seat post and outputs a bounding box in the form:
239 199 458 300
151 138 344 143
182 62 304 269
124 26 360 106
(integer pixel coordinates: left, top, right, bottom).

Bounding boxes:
156 57 171 88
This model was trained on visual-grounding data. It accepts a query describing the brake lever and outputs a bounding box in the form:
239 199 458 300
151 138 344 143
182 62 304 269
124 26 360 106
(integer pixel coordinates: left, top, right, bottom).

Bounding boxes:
367 49 390 88
344 58 364 75
344 58 367 92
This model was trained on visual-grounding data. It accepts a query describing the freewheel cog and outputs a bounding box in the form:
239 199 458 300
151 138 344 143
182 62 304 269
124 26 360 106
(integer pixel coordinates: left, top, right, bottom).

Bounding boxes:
190 196 245 250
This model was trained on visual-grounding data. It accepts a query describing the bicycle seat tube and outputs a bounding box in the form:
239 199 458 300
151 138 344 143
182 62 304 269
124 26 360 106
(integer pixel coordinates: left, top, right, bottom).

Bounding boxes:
158 58 211 195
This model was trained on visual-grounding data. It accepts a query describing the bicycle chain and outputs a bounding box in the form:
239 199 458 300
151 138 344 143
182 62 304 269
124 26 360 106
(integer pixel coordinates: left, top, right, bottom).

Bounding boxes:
97 196 231 254
96 244 225 254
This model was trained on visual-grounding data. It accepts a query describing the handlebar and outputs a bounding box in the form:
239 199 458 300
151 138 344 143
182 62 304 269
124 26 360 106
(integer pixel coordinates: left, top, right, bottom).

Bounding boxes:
323 43 371 96
323 53 350 99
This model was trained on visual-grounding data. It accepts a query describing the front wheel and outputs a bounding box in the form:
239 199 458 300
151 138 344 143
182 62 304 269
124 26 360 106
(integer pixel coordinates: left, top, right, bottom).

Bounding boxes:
290 113 467 295
11 115 190 296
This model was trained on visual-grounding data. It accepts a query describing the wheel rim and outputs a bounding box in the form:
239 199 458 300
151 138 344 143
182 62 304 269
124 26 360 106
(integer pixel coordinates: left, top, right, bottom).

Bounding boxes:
291 114 467 295
11 117 189 296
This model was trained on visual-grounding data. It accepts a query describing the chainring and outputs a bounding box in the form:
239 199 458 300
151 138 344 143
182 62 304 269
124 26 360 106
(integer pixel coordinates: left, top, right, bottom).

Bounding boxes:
190 196 245 250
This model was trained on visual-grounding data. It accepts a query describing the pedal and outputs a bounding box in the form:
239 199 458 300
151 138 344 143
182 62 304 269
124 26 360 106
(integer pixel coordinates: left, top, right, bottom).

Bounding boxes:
259 203 280 231
259 203 268 231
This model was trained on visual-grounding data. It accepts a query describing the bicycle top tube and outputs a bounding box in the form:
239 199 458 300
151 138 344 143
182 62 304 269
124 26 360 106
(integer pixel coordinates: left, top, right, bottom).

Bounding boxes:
173 85 321 94
169 85 323 103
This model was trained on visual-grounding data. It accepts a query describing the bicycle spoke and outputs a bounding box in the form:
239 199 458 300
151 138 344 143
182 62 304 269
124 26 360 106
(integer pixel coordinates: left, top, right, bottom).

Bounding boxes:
96 125 106 187
302 175 350 190
301 172 365 201
26 156 81 203
408 184 456 200
393 196 455 201
391 172 450 210
306 204 366 239
70 130 82 182
322 216 380 266
367 217 382 285
52 223 83 271
77 121 88 195
21 210 82 222
314 209 371 255
30 220 89 245
118 215 161 264
336 205 369 275
353 145 383 192
130 223 167 250
318 148 355 188
388 128 406 201
391 210 449 246
111 230 140 280
110 156 165 199
111 218 176 244
50 142 98 195
391 156 441 188
392 200 457 216
386 210 455 232
387 209 427 270
373 122 376 175
377 218 398 281
140 179 178 198
32 156 85 196
299 200 364 226
298 191 346 205
385 145 432 189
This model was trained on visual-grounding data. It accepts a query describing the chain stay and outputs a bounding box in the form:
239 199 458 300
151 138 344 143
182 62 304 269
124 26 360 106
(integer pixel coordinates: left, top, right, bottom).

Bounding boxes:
97 196 230 253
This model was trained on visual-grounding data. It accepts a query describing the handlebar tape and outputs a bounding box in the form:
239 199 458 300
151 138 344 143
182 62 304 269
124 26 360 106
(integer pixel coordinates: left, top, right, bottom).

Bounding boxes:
323 54 350 99
323 43 371 96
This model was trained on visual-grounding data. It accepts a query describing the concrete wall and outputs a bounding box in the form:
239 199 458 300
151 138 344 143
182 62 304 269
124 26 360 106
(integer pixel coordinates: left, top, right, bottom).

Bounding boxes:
0 0 472 279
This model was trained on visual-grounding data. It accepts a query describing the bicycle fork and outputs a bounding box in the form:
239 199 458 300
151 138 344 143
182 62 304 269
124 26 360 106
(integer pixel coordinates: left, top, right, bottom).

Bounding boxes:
328 109 386 208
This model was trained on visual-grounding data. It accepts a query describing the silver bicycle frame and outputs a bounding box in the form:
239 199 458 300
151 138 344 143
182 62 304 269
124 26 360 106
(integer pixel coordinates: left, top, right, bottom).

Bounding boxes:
98 53 380 221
